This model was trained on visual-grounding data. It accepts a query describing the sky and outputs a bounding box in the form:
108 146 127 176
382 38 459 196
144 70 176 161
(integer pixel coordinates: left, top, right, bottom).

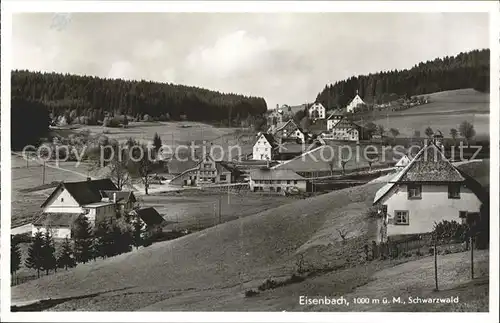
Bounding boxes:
12 12 489 110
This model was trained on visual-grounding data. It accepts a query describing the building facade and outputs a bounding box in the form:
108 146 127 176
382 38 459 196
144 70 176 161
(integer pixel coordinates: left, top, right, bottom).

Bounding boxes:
308 103 326 120
346 92 365 113
373 140 486 241
249 169 307 193
253 133 278 161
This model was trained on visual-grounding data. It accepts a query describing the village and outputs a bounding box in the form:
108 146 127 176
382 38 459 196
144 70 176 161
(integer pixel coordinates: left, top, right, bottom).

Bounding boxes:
7 11 492 314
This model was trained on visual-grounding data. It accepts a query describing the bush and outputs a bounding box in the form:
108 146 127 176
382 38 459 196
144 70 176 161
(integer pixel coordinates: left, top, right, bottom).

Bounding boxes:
258 279 279 291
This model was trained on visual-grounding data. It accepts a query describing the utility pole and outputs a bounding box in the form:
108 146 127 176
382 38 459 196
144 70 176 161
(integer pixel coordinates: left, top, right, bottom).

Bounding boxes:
470 234 474 279
42 161 46 185
434 232 439 291
218 194 222 224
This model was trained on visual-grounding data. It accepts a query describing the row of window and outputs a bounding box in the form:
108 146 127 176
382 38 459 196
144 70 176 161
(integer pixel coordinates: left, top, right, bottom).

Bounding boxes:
407 184 460 199
254 180 299 184
393 209 472 226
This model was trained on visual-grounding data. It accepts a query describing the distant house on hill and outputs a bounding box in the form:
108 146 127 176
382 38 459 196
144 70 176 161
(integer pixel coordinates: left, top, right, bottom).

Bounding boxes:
248 169 307 193
32 179 135 239
323 118 364 142
346 91 365 113
253 133 279 161
308 102 326 120
272 119 306 143
373 135 487 242
129 207 166 240
169 154 239 187
326 109 345 131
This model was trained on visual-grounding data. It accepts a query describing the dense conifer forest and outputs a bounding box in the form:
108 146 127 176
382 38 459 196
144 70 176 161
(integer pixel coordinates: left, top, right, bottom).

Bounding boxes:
315 49 490 108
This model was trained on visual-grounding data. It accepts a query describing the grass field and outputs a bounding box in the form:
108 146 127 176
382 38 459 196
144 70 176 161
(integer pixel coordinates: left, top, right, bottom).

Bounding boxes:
366 89 489 138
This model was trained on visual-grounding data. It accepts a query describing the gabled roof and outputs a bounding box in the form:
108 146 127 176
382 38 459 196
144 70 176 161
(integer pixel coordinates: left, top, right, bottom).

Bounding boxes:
275 119 301 133
331 118 359 131
249 169 305 181
373 142 467 205
100 190 136 204
395 155 411 167
133 207 165 226
255 133 279 148
41 179 119 208
348 94 365 105
327 109 345 120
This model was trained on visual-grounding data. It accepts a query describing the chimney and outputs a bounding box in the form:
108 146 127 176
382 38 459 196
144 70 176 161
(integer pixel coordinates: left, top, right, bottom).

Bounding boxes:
113 192 117 203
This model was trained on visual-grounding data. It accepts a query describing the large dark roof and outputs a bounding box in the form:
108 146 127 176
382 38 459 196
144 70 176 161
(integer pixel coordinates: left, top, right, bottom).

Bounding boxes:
133 207 165 226
41 179 118 208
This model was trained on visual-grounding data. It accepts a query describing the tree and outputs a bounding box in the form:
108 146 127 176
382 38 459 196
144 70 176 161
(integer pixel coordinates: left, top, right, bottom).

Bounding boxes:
450 128 458 143
153 133 162 152
377 124 385 137
389 128 400 142
73 215 93 264
340 159 348 175
425 126 434 139
129 144 154 195
132 216 146 250
106 145 131 190
11 236 22 278
57 237 76 270
458 120 476 147
42 230 57 275
25 231 44 278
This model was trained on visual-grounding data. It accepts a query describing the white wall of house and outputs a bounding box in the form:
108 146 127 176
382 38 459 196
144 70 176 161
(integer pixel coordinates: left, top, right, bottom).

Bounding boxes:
309 103 326 119
380 184 482 236
31 225 71 239
253 135 273 160
44 188 84 213
327 118 342 131
84 204 116 224
328 128 359 141
249 178 307 193
346 95 365 113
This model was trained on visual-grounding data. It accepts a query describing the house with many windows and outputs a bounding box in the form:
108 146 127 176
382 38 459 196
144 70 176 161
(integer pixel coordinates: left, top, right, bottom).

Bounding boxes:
326 109 345 131
253 133 279 161
272 119 306 143
323 118 363 142
346 91 365 113
248 169 307 193
32 179 135 239
308 102 326 120
373 135 487 241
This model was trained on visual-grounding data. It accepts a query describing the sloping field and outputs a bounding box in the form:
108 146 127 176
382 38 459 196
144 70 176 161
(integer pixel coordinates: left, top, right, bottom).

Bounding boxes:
372 89 489 137
77 121 238 146
12 181 385 310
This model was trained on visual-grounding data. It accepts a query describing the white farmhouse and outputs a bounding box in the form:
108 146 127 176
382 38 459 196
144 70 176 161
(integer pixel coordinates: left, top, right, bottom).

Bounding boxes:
249 169 307 193
252 133 279 161
308 103 326 120
346 91 365 113
373 138 487 241
325 118 360 142
32 179 135 239
326 109 345 131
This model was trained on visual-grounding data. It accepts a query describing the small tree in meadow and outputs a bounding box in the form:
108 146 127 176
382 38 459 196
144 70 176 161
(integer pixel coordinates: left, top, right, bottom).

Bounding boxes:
57 237 76 270
425 126 434 139
153 133 162 153
450 128 458 144
458 121 476 147
11 235 22 279
25 231 44 278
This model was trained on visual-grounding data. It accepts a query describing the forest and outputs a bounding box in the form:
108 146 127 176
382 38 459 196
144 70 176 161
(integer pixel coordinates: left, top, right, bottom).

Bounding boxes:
11 70 268 124
315 49 490 109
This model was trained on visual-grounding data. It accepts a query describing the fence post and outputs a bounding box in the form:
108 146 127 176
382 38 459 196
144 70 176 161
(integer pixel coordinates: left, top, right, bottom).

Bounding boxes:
434 233 439 291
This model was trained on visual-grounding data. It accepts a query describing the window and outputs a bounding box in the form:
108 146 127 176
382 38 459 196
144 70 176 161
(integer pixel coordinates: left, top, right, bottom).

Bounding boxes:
448 184 461 199
287 180 291 184
294 180 298 184
60 198 64 202
220 175 226 181
407 184 422 199
394 210 409 225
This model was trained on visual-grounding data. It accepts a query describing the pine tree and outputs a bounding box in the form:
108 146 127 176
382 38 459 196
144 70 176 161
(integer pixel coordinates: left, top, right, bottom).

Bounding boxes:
57 237 76 270
25 231 44 278
72 215 93 264
11 235 22 278
42 229 57 275
153 133 162 152
132 216 145 250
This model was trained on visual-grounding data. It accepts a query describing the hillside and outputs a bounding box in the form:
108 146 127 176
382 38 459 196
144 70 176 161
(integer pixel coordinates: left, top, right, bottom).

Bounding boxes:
12 181 385 310
11 70 267 124
316 49 489 109
369 88 489 138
